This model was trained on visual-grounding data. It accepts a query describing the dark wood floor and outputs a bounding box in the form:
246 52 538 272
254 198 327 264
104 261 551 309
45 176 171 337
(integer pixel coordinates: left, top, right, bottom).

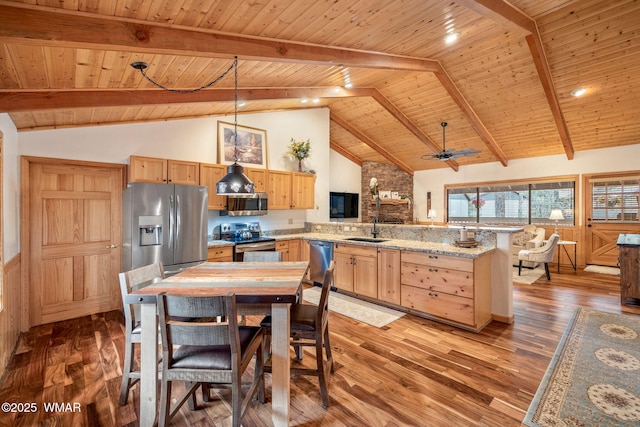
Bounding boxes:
2 266 639 427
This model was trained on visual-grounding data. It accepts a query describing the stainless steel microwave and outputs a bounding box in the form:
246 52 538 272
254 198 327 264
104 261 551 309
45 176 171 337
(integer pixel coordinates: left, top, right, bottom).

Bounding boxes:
220 192 268 216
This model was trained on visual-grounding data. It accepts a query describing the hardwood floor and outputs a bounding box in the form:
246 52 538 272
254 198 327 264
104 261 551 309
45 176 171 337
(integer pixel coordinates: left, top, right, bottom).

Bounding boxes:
1 267 639 426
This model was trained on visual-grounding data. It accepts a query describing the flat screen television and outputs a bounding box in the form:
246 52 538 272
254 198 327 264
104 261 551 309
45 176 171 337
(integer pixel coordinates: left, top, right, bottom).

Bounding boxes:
330 192 359 219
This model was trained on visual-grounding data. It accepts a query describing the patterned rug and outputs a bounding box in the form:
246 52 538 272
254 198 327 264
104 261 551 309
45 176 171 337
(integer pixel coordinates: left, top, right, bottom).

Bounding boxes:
303 287 405 328
524 308 640 426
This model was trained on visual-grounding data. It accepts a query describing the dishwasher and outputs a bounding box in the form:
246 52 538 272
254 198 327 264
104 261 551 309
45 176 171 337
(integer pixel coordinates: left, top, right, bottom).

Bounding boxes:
309 240 334 286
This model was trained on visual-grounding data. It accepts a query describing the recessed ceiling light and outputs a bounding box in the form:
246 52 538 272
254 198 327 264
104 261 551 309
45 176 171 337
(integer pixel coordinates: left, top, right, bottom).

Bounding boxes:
444 32 459 44
344 82 353 89
300 98 308 104
312 98 320 104
238 102 246 108
571 87 587 97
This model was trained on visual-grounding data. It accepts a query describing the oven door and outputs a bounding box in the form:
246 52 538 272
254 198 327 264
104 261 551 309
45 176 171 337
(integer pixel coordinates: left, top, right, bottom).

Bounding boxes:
233 240 276 262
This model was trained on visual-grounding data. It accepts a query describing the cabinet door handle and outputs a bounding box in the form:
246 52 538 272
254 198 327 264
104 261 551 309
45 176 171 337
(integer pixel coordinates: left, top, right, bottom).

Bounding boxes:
428 255 438 259
428 292 439 297
429 268 438 272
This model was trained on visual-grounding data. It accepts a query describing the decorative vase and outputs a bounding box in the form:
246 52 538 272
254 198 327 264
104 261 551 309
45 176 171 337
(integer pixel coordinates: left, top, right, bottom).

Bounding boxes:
297 159 303 172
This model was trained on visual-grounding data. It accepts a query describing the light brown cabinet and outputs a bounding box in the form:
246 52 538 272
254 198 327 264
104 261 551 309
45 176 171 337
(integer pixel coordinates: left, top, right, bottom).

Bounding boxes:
291 172 315 209
129 155 199 185
267 170 292 209
400 251 492 331
288 239 301 261
276 240 290 261
207 246 233 262
246 168 267 193
199 163 227 210
267 170 315 210
334 243 378 298
300 239 311 282
378 248 401 304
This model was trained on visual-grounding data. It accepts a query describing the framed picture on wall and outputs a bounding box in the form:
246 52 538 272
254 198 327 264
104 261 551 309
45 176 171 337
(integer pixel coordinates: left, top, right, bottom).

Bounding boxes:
380 191 391 199
217 121 268 169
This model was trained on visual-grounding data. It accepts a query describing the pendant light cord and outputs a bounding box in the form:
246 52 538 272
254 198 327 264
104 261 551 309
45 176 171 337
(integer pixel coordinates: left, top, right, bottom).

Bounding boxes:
132 57 237 94
234 57 240 163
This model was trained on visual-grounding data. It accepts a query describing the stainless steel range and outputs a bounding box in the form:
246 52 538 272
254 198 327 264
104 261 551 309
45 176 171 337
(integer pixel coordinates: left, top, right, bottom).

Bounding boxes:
215 222 276 261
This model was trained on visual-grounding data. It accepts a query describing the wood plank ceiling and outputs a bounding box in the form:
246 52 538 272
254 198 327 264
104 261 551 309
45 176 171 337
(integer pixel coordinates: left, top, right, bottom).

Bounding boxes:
0 0 639 172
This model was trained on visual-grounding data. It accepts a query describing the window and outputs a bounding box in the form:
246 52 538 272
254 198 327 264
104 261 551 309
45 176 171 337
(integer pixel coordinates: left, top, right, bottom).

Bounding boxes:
591 178 639 222
446 178 576 225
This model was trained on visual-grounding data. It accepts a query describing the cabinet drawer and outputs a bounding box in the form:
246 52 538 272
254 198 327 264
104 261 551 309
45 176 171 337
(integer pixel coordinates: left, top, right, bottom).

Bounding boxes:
401 285 474 325
401 262 473 298
276 241 290 250
401 250 473 272
334 243 377 257
207 246 233 261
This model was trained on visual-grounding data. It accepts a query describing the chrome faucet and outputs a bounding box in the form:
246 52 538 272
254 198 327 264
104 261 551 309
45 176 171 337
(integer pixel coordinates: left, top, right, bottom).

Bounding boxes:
371 217 379 238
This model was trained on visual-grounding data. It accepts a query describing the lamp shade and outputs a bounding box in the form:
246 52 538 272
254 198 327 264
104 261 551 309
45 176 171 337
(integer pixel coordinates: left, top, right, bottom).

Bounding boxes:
216 163 255 195
549 209 565 221
427 209 437 218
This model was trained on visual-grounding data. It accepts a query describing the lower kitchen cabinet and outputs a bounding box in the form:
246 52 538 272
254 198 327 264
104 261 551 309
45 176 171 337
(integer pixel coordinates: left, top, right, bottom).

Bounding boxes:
207 246 233 262
334 243 377 298
400 250 492 331
276 240 290 261
378 248 401 304
300 239 311 281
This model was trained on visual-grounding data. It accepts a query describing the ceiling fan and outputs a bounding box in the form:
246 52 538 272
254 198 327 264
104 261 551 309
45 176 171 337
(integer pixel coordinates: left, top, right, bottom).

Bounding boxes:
421 122 481 161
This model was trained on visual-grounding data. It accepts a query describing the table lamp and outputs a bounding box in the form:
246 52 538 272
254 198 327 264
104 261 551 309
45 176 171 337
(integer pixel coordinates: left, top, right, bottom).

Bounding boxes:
549 208 564 234
427 209 437 227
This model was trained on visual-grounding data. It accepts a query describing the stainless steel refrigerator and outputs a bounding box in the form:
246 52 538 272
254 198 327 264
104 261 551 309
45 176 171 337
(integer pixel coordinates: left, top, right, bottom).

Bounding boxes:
122 182 208 276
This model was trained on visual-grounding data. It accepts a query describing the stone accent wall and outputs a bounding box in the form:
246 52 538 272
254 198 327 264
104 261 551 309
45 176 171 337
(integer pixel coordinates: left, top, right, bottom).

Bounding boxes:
361 161 414 224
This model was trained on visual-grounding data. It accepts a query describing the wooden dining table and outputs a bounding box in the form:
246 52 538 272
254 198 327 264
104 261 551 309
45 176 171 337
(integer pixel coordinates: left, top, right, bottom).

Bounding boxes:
127 261 309 426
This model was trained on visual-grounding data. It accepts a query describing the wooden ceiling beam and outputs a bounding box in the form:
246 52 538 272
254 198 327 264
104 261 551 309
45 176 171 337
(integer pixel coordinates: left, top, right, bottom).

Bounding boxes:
330 112 414 176
526 30 575 160
433 67 509 166
0 87 375 112
461 0 575 160
329 141 362 166
0 4 439 72
365 89 459 172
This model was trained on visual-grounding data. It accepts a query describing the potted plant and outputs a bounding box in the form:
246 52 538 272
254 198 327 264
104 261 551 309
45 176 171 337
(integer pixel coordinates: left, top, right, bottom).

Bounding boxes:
287 138 311 172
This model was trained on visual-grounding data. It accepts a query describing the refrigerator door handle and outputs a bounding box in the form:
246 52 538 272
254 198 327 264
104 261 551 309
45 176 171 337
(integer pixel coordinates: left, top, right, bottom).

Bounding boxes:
176 194 181 251
169 194 174 250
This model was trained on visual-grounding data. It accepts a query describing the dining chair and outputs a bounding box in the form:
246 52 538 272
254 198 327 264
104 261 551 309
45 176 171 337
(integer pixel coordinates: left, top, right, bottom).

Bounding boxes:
118 262 165 406
518 233 560 280
243 251 282 262
260 260 335 408
157 292 265 427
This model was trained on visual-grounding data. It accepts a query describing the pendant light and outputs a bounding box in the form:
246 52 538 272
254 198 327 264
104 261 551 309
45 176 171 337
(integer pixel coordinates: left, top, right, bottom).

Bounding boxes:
215 57 255 196
131 56 254 195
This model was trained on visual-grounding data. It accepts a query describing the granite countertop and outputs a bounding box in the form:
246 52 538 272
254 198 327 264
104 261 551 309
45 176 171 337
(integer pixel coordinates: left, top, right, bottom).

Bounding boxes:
264 233 495 258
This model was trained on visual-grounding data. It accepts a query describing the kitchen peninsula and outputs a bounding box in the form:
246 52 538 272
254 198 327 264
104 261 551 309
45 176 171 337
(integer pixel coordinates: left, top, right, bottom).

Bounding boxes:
211 222 521 331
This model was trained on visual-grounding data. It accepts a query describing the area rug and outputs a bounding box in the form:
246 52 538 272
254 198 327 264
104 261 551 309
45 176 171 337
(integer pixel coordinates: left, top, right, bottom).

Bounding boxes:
303 287 405 328
585 264 621 276
513 266 546 285
524 308 640 426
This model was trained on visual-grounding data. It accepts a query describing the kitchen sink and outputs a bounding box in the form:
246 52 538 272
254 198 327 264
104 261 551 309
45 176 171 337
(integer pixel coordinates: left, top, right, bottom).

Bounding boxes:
344 237 388 243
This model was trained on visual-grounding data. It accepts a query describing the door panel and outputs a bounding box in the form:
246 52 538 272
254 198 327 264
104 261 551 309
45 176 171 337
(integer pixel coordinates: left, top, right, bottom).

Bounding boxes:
584 172 640 267
28 160 123 326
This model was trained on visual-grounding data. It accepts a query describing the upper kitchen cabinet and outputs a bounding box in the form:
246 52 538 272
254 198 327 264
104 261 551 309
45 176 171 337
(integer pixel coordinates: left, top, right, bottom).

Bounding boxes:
129 156 199 185
291 172 315 209
200 163 227 210
268 170 315 210
267 170 292 209
245 168 267 193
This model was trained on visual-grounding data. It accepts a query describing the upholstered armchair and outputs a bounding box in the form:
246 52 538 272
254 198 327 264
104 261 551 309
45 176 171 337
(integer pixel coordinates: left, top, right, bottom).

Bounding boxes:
512 225 546 267
518 233 560 280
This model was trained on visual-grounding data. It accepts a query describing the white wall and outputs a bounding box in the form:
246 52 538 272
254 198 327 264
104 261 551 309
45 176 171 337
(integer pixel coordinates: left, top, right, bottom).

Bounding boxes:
0 114 19 259
414 144 640 224
17 108 331 235
329 150 362 222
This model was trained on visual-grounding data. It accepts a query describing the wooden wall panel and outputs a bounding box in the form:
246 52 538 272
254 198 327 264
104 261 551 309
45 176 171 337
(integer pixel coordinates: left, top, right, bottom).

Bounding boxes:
0 255 22 379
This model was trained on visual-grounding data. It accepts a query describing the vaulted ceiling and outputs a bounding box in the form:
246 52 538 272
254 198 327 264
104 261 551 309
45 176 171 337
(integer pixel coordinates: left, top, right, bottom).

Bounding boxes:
1 0 639 172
